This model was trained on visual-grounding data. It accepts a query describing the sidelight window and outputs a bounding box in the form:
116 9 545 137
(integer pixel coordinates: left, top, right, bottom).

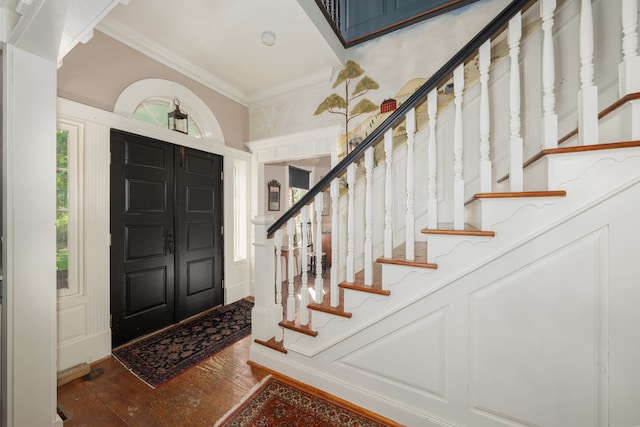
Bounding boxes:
56 121 83 296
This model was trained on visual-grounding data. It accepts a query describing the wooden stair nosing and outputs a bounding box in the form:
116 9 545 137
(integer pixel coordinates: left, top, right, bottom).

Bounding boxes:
254 337 288 354
376 256 437 269
473 190 566 200
307 301 352 318
279 320 318 337
421 226 495 237
339 281 391 296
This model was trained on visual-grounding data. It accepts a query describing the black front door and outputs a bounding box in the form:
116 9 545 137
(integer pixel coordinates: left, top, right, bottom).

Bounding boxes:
175 146 224 321
110 130 223 347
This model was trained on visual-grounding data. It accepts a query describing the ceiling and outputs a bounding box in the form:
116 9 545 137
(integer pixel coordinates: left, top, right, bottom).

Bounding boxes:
97 0 345 107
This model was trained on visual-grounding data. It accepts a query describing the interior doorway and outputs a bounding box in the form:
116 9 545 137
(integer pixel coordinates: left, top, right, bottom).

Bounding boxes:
110 129 224 347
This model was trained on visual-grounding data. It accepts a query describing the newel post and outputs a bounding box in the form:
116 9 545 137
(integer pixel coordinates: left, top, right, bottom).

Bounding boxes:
252 215 279 342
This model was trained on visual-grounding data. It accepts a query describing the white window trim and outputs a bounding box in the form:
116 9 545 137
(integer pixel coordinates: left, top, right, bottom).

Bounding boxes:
113 78 225 144
233 159 248 262
57 119 85 299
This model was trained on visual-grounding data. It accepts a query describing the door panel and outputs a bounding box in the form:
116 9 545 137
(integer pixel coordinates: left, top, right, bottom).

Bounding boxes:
111 129 176 347
175 148 223 320
111 130 224 346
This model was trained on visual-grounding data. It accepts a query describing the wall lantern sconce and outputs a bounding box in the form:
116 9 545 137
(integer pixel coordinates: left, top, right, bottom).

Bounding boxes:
168 98 188 134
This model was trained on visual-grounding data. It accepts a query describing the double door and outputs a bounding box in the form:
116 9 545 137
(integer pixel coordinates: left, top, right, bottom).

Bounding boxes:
110 129 223 347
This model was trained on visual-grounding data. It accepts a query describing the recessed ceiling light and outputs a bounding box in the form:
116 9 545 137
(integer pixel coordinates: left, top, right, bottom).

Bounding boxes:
261 31 276 47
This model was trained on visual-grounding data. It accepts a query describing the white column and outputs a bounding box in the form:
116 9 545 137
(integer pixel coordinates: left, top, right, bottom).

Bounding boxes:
453 64 465 229
3 45 60 427
364 147 374 285
578 0 599 146
383 129 394 257
251 216 277 341
427 89 438 229
479 40 492 193
620 0 640 96
300 208 310 325
405 108 416 260
509 12 524 191
330 178 339 307
286 218 296 322
541 0 558 149
314 192 324 302
346 163 356 282
274 229 283 341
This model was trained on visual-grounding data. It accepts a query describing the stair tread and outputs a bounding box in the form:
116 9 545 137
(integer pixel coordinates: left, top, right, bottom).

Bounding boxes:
473 190 566 199
279 320 318 337
308 289 352 318
422 223 495 237
377 241 435 268
254 337 288 354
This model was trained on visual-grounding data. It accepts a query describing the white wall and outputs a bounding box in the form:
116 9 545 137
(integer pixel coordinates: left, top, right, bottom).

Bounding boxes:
249 0 512 141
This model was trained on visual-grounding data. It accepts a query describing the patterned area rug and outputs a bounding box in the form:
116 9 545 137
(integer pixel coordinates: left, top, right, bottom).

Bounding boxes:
113 299 253 388
215 375 401 427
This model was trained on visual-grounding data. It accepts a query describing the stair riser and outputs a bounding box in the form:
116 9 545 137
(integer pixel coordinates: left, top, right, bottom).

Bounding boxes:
466 197 563 231
425 234 493 264
598 100 640 143
547 149 640 192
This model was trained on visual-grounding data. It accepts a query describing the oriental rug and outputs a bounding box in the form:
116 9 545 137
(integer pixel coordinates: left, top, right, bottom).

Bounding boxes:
214 375 402 427
113 298 253 388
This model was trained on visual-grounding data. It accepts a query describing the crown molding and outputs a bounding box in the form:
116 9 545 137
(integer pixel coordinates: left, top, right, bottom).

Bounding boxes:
96 15 252 107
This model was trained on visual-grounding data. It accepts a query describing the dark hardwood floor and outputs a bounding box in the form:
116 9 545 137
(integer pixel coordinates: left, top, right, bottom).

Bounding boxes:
57 336 269 426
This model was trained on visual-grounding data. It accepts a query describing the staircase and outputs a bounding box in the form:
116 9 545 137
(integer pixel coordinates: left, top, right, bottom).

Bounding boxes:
250 0 640 425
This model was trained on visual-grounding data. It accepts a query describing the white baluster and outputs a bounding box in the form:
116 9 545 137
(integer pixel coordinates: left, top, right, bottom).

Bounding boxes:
479 41 492 193
314 192 324 303
620 0 640 96
384 129 394 258
330 178 339 307
364 147 374 285
509 12 524 191
427 89 438 229
541 0 558 149
578 0 598 146
405 108 416 260
453 64 465 229
346 163 356 283
300 207 309 326
274 229 283 340
286 218 295 322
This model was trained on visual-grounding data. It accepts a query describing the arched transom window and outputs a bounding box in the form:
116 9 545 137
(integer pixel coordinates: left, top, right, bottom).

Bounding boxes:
114 78 224 144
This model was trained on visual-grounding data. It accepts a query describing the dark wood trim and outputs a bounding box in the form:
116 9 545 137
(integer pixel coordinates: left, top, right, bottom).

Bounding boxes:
267 0 534 238
344 0 481 47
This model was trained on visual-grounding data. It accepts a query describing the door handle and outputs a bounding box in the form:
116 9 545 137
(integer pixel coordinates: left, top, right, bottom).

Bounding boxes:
166 229 174 254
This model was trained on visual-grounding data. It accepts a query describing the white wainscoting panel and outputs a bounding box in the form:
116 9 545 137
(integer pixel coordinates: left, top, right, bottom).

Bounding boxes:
469 229 607 426
340 306 449 401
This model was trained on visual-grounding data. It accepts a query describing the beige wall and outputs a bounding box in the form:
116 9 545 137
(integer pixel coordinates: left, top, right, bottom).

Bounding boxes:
57 31 249 152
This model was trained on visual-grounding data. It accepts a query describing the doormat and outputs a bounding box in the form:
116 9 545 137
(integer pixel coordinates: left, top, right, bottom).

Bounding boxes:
214 375 403 427
113 298 253 388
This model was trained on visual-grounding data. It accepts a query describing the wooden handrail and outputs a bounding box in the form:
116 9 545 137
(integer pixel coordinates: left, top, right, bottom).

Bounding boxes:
267 0 534 238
